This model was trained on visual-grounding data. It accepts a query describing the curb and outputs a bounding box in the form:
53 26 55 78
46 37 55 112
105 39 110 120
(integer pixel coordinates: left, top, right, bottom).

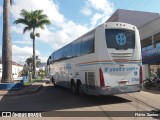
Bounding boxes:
0 81 47 96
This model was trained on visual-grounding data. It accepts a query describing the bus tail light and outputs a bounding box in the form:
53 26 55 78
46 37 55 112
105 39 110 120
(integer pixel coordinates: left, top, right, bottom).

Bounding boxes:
139 66 143 84
99 68 105 87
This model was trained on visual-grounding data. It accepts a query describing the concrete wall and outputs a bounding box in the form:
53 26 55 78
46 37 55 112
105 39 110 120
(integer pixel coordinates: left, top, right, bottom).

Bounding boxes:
0 64 23 80
142 64 150 79
106 9 160 79
12 65 23 79
107 9 160 28
139 17 160 40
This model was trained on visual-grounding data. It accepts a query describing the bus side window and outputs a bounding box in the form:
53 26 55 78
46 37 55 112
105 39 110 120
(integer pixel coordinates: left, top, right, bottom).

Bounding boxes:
81 32 95 55
72 39 81 57
51 53 55 63
54 50 61 62
66 44 72 59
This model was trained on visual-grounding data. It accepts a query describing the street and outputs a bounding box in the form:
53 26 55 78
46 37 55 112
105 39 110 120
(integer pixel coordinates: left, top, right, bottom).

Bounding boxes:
0 83 159 120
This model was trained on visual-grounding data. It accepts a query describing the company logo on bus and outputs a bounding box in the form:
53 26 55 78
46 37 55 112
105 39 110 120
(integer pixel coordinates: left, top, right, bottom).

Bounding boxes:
116 33 126 46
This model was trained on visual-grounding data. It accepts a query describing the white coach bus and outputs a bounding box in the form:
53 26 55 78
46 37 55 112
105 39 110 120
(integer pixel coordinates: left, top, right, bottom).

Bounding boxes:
47 22 142 95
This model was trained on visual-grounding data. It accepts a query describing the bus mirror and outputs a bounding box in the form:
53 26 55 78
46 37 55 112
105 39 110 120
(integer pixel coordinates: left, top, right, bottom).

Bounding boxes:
49 56 51 59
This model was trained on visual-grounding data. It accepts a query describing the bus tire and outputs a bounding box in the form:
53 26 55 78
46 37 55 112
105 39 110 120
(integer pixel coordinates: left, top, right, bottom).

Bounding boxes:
77 81 84 96
71 81 77 94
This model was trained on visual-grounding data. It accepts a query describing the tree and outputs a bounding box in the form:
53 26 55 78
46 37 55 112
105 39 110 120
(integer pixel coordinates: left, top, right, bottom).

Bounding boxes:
26 57 33 67
25 57 32 72
1 0 13 83
14 9 51 78
25 56 41 70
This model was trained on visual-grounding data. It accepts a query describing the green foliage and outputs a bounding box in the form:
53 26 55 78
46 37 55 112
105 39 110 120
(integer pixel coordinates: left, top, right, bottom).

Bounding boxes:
14 9 51 34
26 57 33 66
19 70 28 76
14 9 51 78
38 70 46 78
25 56 41 68
24 81 32 86
24 78 42 86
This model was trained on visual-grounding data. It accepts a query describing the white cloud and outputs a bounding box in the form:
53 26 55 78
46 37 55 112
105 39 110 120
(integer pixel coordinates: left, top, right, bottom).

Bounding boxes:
11 0 90 51
12 45 42 63
12 40 32 45
80 0 114 26
11 25 24 34
0 45 47 64
10 0 114 63
11 0 65 24
39 56 48 63
88 0 113 13
80 7 92 16
89 0 114 26
35 22 89 50
91 13 104 26
12 45 40 56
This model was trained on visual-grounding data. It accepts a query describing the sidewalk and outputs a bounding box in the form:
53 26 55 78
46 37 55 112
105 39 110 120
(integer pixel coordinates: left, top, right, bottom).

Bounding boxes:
142 86 160 94
0 80 49 96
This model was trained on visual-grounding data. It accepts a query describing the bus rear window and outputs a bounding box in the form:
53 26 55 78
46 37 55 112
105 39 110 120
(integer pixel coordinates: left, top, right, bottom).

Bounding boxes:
105 29 135 50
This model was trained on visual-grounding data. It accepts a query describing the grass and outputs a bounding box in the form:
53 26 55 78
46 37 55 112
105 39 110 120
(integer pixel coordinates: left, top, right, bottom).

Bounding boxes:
24 81 32 86
24 77 44 86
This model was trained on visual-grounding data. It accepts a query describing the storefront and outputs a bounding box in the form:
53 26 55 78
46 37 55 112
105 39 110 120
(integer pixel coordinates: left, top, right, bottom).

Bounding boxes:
139 17 160 79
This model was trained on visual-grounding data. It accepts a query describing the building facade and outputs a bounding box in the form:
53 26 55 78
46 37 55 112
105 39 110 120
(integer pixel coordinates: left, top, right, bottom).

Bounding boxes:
0 61 23 81
107 9 160 79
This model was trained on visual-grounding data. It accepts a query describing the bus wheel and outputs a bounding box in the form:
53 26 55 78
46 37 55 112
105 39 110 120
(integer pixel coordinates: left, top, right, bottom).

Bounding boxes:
77 82 84 96
71 81 76 94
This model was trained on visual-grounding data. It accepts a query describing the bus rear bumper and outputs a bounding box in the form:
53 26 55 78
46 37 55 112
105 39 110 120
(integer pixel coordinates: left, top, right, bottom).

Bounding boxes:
84 84 142 96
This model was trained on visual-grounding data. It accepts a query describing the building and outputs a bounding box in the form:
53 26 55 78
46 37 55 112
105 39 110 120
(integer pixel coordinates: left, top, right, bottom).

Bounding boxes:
38 63 47 71
106 9 160 79
0 61 23 81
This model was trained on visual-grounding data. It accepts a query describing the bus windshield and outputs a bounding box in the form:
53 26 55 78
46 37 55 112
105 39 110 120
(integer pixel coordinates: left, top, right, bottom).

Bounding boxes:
105 29 135 50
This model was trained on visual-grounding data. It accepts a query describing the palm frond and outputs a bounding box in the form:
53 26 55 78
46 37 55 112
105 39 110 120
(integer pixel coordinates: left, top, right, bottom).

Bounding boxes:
14 18 30 26
36 33 40 37
35 19 51 29
35 10 43 16
20 9 31 18
38 14 48 20
40 25 45 29
14 9 51 35
23 27 32 33
31 10 43 19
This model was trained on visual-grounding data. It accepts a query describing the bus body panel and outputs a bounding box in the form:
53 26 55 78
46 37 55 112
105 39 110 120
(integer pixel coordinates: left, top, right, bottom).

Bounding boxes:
48 22 142 96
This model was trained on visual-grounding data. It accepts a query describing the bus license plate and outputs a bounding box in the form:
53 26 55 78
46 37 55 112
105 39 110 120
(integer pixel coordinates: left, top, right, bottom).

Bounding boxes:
118 81 127 86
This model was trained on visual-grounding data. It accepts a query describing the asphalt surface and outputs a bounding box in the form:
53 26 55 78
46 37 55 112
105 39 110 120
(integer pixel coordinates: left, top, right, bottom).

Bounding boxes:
0 83 159 119
1 84 129 111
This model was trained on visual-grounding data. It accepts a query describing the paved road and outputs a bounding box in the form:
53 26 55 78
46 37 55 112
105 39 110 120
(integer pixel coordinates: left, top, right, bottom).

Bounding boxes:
0 83 159 120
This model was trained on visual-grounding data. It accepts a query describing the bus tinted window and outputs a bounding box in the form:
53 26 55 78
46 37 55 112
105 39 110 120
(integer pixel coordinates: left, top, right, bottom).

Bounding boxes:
105 29 135 49
54 49 63 61
72 39 81 57
54 50 59 61
62 44 72 60
81 32 94 55
51 53 54 62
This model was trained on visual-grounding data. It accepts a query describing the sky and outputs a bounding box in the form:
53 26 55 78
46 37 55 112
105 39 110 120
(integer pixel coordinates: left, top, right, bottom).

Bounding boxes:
0 0 160 64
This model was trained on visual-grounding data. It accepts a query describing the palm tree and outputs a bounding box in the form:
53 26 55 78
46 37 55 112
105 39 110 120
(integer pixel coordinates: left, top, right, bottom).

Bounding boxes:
14 9 51 78
26 56 41 70
1 0 13 83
